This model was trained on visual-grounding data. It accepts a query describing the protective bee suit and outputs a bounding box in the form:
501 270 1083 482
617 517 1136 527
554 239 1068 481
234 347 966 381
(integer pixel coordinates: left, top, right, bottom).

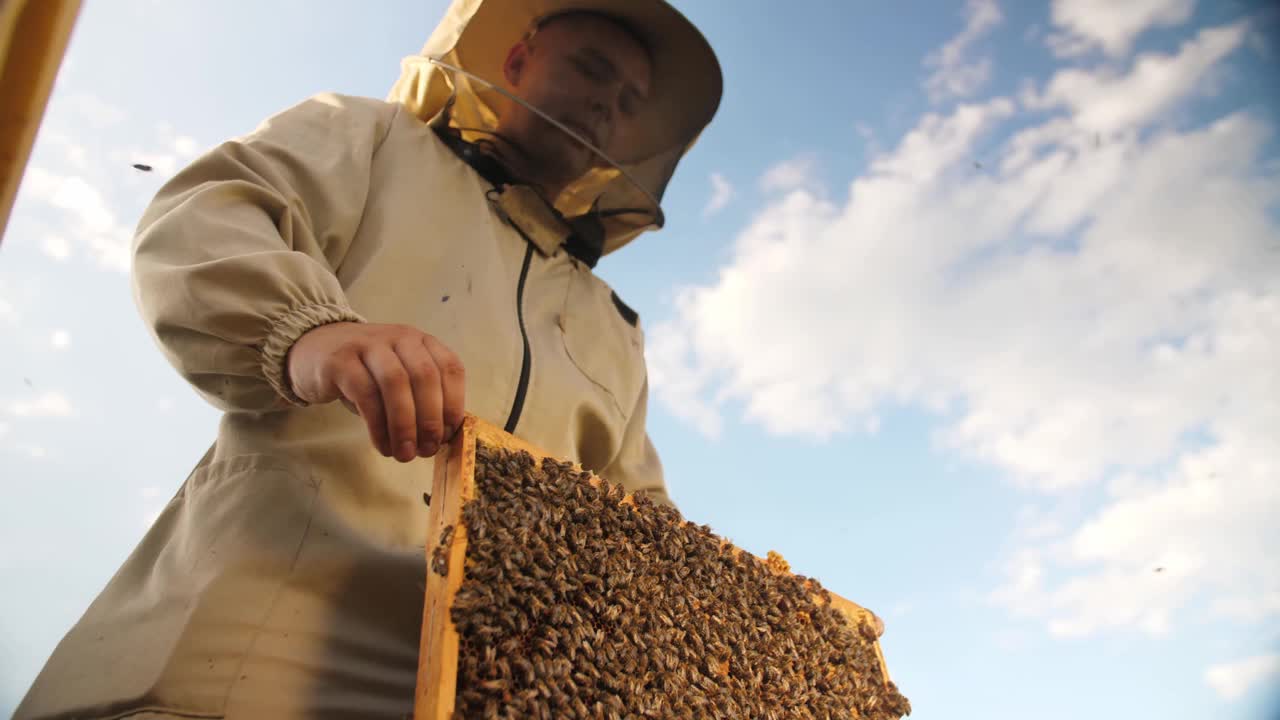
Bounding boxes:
15 0 721 717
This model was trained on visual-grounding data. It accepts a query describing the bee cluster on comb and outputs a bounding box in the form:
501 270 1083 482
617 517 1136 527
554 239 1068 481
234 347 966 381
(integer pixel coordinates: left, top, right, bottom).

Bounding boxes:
431 440 911 720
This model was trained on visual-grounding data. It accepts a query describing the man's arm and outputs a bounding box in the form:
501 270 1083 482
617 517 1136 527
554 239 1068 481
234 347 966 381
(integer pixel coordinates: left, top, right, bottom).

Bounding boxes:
132 93 464 460
133 93 392 411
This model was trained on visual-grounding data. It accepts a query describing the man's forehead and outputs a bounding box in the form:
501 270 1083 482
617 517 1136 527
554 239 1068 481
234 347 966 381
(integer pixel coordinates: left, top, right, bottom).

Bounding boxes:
532 12 652 90
533 13 649 61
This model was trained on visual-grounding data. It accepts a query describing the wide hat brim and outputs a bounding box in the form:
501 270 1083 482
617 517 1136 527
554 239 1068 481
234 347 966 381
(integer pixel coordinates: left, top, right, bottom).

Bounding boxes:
448 0 722 164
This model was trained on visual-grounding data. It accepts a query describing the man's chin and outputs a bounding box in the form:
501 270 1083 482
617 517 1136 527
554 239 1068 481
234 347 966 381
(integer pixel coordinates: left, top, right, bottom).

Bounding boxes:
547 146 595 181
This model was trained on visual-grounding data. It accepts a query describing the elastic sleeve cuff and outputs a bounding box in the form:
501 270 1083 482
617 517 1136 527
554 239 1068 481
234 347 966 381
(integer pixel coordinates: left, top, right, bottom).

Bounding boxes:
260 303 366 407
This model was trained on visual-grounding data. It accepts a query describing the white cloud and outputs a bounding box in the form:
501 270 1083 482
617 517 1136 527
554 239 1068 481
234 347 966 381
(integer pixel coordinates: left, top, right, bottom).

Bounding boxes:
41 235 72 261
15 105 203 272
18 167 131 271
1048 0 1197 58
0 422 9 438
143 508 163 528
22 167 113 231
873 99 1015 182
994 425 1279 637
1210 592 1280 624
173 135 200 158
50 330 71 349
1028 21 1248 134
123 126 205 177
0 291 15 325
9 391 77 418
649 20 1278 638
1012 505 1068 541
759 155 820 194
37 131 89 170
1205 654 1280 701
925 0 1003 103
61 92 128 129
646 322 724 438
854 122 880 155
141 483 171 527
704 172 733 217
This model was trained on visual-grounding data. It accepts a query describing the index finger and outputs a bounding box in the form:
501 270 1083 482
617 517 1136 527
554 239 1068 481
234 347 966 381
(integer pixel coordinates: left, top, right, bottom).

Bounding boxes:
423 334 466 440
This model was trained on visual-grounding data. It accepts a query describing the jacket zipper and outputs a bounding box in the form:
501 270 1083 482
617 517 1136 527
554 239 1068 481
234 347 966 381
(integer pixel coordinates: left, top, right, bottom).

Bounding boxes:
503 242 535 433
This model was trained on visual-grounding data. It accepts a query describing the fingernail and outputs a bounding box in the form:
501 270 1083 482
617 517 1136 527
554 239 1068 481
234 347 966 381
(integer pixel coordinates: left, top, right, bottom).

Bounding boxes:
419 440 438 457
399 441 417 460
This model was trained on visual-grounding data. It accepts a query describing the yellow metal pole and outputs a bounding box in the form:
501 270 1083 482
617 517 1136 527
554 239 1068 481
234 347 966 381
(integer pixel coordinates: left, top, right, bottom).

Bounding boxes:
0 0 83 245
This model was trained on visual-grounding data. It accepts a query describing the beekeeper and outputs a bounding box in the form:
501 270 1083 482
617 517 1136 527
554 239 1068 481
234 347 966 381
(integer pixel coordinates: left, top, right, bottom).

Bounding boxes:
15 0 721 717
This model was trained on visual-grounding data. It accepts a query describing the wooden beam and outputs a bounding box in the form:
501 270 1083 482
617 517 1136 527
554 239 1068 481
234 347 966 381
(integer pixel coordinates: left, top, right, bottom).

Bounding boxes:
0 0 82 243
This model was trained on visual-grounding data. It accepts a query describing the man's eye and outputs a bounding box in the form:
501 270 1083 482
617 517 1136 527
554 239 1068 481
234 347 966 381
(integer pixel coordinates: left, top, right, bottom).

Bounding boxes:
572 58 604 81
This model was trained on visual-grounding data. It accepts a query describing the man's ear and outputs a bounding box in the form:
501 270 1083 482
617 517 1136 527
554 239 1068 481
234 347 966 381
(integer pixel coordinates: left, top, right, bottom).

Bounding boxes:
503 42 529 87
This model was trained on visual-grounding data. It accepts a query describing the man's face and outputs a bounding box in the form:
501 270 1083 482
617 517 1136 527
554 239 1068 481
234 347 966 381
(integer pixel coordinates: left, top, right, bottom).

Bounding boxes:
498 14 652 187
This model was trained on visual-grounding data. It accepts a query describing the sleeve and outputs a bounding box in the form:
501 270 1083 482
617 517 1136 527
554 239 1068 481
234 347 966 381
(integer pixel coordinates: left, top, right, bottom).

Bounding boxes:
130 93 401 412
600 375 677 512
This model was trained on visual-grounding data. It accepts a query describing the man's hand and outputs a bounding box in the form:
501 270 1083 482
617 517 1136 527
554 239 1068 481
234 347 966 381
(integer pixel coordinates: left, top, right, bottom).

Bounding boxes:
286 322 466 462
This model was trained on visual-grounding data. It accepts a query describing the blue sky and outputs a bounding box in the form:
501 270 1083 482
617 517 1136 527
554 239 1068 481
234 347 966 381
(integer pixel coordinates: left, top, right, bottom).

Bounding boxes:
2 1 1278 718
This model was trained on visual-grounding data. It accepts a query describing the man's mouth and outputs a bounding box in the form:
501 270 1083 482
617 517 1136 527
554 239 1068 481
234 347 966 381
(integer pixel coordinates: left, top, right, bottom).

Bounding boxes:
560 119 599 149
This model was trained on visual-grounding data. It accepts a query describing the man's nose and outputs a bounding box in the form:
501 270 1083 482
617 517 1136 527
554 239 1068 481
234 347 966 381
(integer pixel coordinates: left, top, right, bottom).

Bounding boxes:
589 96 611 125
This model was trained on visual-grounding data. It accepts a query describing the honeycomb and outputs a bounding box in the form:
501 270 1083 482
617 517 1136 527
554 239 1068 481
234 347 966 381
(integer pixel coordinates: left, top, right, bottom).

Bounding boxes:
435 440 911 720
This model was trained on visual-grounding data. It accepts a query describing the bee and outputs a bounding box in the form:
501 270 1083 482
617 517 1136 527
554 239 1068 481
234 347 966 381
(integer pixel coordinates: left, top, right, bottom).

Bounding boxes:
430 546 449 576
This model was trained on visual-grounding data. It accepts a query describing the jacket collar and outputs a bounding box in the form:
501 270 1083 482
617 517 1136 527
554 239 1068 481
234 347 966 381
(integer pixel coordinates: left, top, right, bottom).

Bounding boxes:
433 126 604 268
